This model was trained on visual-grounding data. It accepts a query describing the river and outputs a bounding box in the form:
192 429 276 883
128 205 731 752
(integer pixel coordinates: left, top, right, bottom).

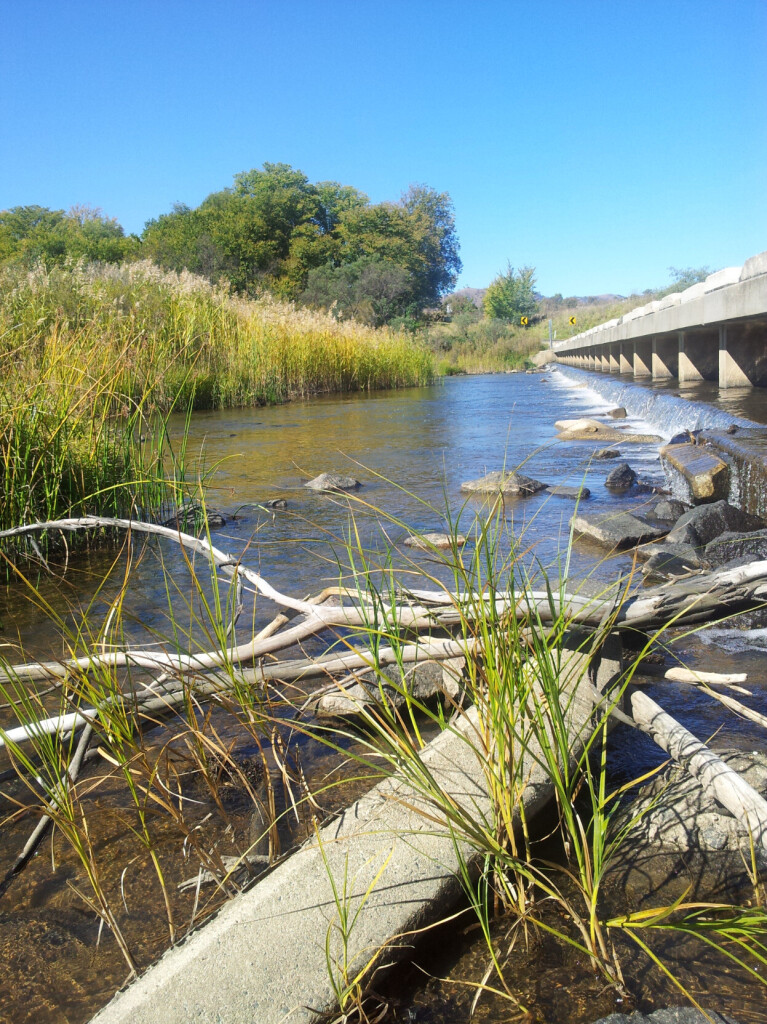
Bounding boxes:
1 369 766 1023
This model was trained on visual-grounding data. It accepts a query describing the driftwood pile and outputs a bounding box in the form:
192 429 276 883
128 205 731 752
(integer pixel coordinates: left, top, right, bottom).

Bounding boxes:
2 515 767 893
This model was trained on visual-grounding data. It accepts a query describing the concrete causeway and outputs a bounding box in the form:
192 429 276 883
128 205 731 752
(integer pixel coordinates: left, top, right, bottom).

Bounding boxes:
554 250 767 389
90 638 621 1024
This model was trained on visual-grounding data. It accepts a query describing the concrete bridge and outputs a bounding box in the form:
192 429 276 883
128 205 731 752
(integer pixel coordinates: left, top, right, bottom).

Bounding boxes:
553 250 767 388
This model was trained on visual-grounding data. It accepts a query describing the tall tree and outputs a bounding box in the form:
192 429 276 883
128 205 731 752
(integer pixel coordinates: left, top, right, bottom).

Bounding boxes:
399 184 461 306
483 264 538 322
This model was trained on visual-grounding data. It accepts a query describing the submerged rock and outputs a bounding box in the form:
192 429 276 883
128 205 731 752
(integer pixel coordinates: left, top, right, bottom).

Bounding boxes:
604 461 637 491
571 511 667 549
594 448 621 459
614 750 767 866
460 470 547 496
607 406 627 419
404 532 467 550
544 484 590 500
305 472 361 493
594 1008 743 1024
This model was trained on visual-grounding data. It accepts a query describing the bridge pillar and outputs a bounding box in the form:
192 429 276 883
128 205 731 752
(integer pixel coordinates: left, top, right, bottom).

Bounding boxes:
652 335 678 379
598 348 609 372
678 331 704 381
719 325 753 388
633 340 651 377
588 348 597 370
619 345 632 374
678 330 718 382
608 344 619 372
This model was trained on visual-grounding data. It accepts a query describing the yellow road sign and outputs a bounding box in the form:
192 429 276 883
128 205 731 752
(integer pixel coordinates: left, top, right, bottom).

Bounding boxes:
569 316 577 326
520 316 528 326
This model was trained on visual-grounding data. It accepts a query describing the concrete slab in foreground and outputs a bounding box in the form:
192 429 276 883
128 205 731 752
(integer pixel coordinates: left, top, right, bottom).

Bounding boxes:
91 639 620 1024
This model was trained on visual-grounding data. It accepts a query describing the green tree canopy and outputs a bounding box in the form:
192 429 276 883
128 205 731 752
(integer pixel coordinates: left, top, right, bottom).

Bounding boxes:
482 264 539 323
302 256 413 326
142 164 461 318
0 204 138 267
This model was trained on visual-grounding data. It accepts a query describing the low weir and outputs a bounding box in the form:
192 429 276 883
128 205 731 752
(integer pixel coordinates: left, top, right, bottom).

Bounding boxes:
557 365 767 519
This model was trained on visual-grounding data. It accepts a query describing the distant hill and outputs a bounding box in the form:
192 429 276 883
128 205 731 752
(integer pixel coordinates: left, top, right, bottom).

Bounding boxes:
450 286 486 308
450 287 628 312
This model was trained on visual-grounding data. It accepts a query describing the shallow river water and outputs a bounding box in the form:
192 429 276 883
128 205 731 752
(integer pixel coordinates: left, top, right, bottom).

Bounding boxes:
2 369 767 1023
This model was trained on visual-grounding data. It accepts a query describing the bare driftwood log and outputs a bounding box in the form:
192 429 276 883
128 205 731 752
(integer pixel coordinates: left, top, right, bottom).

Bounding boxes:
4 519 767 690
638 663 749 690
3 516 767 758
630 690 767 854
0 722 95 898
1 637 477 748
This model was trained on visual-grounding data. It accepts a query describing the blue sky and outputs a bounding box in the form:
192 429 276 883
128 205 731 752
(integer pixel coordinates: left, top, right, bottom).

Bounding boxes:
1 0 765 295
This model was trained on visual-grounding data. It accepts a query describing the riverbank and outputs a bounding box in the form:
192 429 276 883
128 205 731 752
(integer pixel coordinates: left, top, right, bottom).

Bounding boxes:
0 260 432 548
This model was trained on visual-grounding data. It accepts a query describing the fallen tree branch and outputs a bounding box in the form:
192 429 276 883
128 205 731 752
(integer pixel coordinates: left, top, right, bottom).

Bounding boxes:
637 662 751 694
0 722 95 899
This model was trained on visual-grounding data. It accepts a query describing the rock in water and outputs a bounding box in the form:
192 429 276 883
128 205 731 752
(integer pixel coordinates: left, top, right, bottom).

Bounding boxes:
607 406 628 419
558 423 661 443
666 500 764 548
404 532 466 550
594 448 621 459
604 461 637 490
460 470 547 496
660 442 730 503
544 485 591 500
305 472 360 492
315 658 464 718
571 511 667 548
554 417 604 433
652 498 688 521
613 750 767 865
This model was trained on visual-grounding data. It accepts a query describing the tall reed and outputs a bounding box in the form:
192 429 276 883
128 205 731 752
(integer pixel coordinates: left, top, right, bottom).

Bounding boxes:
0 260 432 561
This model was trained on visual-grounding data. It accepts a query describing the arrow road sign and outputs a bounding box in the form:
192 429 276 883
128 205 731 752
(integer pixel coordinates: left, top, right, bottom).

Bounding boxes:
569 316 577 326
520 316 528 326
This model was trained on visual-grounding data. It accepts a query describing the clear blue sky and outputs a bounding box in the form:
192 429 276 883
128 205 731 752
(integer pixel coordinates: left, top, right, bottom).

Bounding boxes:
1 0 765 296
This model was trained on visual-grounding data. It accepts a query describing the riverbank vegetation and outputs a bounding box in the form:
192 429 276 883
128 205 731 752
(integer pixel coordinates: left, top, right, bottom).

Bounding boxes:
422 264 714 375
0 260 432 550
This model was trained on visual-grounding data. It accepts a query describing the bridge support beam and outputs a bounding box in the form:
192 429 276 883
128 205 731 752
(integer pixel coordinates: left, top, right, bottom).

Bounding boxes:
633 340 652 377
619 345 632 374
652 336 678 379
718 323 766 388
608 345 620 372
678 330 719 383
